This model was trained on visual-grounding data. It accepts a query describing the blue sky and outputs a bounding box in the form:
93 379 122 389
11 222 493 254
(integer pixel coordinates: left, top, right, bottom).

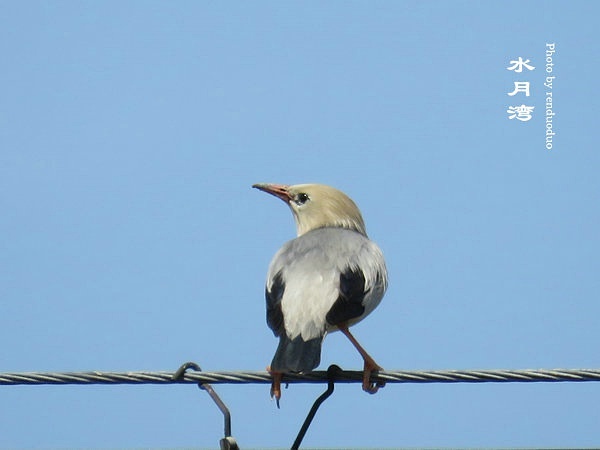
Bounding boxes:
1 1 598 448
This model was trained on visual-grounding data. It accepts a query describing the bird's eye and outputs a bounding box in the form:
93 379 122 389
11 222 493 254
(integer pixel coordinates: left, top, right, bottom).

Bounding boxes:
295 193 310 205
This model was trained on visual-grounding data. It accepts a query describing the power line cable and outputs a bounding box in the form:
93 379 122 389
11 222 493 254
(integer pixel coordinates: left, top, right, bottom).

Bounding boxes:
3 365 600 449
2 368 600 386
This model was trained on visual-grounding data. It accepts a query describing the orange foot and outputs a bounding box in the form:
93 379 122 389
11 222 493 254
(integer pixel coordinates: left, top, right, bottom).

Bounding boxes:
338 326 385 395
362 359 385 394
267 366 283 407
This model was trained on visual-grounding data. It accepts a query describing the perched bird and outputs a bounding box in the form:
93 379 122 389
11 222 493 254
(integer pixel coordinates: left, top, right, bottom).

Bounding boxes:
253 182 388 404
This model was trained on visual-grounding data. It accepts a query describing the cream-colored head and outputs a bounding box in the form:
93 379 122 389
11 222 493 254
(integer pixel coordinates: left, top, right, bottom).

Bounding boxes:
253 183 367 237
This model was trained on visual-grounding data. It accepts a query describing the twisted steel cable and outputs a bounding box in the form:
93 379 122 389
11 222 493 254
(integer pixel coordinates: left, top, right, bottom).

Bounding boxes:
1 368 600 386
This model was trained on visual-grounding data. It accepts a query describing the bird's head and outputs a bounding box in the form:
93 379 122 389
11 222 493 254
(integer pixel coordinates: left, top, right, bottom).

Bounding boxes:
253 183 367 237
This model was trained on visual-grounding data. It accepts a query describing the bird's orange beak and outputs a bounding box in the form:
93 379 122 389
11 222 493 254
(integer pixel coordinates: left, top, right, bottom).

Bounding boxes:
252 183 292 203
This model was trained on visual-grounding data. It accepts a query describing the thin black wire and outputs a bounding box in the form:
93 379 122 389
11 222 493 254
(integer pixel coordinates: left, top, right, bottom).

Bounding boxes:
1 368 600 386
292 364 341 450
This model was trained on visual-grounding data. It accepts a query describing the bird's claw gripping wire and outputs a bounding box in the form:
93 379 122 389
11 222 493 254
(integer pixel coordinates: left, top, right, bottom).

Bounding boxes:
338 326 386 394
267 366 285 408
362 360 386 394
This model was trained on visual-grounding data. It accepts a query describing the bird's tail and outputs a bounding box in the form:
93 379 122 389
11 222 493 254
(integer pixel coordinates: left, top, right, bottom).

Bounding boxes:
270 334 323 373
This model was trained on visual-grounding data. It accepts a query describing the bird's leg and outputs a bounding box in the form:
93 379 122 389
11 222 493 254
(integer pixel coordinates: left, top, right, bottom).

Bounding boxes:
267 366 283 407
338 326 385 394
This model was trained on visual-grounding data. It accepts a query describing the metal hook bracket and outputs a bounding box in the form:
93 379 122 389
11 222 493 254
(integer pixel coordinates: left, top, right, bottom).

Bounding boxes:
291 364 342 450
173 362 239 450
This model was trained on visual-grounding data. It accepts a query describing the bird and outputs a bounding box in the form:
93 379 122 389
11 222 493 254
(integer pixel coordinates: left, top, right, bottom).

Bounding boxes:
253 182 388 404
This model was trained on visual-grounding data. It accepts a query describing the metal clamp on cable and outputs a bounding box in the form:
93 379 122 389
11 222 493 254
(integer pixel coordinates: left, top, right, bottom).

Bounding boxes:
173 362 239 450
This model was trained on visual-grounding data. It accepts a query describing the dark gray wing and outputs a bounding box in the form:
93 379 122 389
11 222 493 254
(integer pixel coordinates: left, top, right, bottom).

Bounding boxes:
325 267 367 326
266 270 285 336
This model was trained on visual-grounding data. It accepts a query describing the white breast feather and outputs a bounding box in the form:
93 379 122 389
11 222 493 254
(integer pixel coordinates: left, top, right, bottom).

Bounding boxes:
266 228 387 341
